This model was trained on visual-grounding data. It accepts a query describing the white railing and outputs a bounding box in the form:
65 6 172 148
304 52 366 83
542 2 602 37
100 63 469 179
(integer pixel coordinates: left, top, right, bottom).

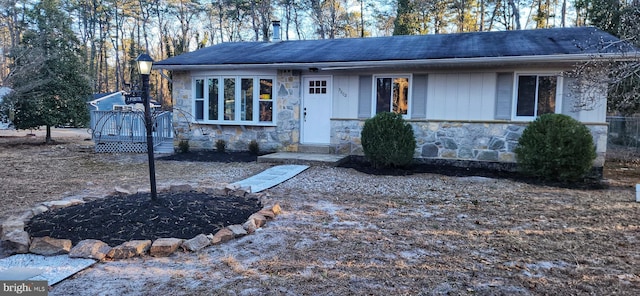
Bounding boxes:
91 110 173 146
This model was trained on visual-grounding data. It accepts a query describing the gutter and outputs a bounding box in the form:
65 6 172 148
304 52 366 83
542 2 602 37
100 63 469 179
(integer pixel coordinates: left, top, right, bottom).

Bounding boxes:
153 52 639 71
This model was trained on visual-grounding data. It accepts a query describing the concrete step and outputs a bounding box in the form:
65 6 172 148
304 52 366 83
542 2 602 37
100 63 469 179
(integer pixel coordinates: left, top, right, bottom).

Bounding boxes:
298 144 331 154
154 140 174 154
258 152 348 167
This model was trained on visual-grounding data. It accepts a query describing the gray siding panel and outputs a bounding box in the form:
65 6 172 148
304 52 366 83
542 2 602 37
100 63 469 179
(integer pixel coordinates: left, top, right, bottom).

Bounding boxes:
495 73 513 120
358 75 372 118
412 74 428 119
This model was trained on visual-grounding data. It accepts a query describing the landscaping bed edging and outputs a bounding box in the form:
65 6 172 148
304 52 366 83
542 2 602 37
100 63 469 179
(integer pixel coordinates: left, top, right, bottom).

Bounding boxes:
0 184 281 260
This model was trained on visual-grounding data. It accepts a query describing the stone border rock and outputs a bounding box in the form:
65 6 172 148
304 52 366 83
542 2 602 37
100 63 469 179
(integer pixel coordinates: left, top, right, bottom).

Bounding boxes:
0 183 282 260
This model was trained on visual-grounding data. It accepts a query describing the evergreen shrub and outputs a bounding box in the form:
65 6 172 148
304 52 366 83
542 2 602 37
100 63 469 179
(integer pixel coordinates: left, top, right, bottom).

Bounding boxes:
248 140 260 155
361 112 416 169
515 114 596 182
216 139 226 153
177 140 190 154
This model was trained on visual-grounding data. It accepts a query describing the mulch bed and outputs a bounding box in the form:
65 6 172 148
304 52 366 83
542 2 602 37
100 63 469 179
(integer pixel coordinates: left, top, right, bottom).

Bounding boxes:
26 191 262 246
158 151 260 162
25 151 263 247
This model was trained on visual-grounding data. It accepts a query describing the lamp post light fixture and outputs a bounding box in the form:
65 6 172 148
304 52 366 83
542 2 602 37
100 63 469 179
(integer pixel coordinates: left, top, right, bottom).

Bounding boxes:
136 53 157 201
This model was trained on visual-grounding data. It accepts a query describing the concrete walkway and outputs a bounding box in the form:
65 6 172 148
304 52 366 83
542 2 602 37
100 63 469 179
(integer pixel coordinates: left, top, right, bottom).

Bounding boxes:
232 164 309 193
0 254 96 285
258 152 348 167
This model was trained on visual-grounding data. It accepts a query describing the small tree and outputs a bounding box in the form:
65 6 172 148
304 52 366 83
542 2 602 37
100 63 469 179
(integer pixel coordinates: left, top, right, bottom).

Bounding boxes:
361 112 416 169
515 114 597 182
3 0 91 143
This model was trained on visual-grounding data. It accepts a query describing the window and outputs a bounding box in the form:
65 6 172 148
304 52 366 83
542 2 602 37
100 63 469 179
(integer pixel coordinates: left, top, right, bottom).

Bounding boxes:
374 75 410 115
195 79 204 120
259 79 273 122
208 78 218 120
193 76 276 124
309 80 327 94
224 78 235 121
241 78 253 121
515 74 559 119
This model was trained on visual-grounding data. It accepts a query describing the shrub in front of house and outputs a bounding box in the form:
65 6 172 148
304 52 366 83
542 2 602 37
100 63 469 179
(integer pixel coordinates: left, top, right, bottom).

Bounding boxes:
515 113 596 182
216 139 226 153
361 112 416 169
248 140 260 155
177 140 190 153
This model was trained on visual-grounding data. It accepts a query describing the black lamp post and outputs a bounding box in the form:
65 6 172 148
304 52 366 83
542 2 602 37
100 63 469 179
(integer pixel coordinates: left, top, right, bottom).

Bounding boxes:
136 53 157 201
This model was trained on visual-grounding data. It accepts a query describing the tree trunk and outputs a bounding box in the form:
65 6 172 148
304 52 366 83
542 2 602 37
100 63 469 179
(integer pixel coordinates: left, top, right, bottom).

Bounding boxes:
45 125 52 144
561 0 566 27
507 0 521 30
250 0 259 41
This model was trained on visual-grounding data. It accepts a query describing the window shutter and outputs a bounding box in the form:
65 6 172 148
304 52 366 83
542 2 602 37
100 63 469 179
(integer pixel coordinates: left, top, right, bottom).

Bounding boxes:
358 75 372 118
412 74 428 119
495 73 513 120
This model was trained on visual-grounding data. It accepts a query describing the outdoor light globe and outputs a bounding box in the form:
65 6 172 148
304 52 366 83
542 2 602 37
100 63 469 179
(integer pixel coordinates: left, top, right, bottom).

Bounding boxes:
136 53 154 75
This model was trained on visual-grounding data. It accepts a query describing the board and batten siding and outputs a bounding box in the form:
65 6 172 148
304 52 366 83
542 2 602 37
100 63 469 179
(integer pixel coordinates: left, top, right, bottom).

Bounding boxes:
426 73 497 121
332 75 360 118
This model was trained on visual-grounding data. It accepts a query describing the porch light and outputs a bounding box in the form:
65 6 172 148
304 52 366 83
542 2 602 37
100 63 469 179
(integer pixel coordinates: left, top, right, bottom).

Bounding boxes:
136 53 153 75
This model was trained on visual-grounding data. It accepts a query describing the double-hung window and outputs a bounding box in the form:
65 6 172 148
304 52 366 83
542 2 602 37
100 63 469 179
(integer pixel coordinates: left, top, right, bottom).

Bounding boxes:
373 75 411 116
193 76 275 124
514 74 560 120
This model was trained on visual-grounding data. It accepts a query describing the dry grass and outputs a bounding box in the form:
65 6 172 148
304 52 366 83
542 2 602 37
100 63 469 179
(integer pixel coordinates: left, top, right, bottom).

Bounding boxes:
1 131 639 295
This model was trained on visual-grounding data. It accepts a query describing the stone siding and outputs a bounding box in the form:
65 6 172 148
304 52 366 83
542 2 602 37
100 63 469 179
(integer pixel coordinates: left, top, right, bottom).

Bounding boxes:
331 119 607 167
171 70 301 151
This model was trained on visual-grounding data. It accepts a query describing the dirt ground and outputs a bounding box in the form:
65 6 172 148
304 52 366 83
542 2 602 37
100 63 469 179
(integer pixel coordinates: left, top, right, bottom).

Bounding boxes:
1 128 639 295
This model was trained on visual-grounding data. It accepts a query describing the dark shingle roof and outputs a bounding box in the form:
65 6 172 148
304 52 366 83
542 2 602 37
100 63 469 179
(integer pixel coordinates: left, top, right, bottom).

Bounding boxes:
155 27 631 68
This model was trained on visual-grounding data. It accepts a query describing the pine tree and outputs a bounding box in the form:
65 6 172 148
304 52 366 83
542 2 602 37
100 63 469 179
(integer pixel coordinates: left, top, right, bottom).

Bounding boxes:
4 0 91 143
393 0 419 35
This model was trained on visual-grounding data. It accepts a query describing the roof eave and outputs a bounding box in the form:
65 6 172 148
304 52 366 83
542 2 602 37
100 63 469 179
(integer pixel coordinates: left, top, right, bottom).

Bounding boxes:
152 52 638 71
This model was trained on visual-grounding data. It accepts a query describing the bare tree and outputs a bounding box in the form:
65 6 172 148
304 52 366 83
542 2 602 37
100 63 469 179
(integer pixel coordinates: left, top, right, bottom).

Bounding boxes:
507 0 520 29
167 0 204 53
258 0 273 41
0 0 28 84
309 0 326 38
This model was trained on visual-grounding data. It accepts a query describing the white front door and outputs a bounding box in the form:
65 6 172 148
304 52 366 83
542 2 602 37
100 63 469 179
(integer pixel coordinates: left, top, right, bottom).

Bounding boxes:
302 76 332 144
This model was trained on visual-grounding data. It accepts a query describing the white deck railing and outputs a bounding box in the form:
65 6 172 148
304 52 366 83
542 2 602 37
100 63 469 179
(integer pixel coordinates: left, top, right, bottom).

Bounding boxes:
91 110 173 146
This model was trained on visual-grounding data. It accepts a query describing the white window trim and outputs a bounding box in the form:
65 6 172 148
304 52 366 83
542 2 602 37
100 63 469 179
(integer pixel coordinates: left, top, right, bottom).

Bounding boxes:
512 73 563 121
192 76 277 126
193 78 206 121
371 74 413 118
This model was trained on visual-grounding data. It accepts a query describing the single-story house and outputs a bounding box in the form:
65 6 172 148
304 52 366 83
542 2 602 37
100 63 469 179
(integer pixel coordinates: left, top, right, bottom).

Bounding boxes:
154 26 636 169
